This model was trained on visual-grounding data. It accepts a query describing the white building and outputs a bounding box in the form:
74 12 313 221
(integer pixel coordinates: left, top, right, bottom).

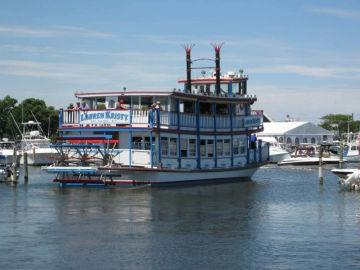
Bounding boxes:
258 122 334 145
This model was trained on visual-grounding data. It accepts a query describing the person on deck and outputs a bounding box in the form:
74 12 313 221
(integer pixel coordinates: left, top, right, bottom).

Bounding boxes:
79 102 89 110
116 99 127 110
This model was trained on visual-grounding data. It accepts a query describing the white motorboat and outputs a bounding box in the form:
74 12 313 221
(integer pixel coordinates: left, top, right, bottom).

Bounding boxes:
260 137 290 163
344 140 360 162
18 121 58 165
0 139 20 165
278 144 345 166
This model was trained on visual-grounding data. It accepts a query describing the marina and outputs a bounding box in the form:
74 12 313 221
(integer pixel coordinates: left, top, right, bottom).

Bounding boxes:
1 1 360 268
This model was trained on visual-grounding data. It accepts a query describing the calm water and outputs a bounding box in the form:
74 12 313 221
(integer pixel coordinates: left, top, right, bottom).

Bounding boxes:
1 166 360 270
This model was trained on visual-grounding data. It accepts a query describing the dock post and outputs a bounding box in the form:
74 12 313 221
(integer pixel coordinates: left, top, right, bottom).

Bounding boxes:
24 152 28 183
11 148 17 185
319 145 323 184
339 142 344 169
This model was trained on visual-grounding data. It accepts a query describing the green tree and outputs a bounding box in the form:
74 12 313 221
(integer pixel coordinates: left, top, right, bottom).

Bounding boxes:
0 95 18 138
319 114 360 136
0 96 59 140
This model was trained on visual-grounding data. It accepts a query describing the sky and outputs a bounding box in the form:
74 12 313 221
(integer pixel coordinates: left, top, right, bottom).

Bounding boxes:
0 0 359 122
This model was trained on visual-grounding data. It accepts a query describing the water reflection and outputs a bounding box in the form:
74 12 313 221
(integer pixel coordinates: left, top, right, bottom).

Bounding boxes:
1 166 360 269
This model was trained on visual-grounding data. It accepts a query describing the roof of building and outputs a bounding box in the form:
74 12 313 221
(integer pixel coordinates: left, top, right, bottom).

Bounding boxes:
258 122 333 136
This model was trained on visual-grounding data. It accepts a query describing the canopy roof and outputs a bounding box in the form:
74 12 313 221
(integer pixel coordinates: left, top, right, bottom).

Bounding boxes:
258 122 333 136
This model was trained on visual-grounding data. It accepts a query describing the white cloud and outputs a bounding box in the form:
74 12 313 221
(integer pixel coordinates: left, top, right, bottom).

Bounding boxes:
0 25 115 38
253 84 360 122
249 64 360 79
308 7 360 19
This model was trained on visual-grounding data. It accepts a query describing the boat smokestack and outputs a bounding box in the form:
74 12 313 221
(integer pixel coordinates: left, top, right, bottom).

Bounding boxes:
183 44 194 93
212 43 223 96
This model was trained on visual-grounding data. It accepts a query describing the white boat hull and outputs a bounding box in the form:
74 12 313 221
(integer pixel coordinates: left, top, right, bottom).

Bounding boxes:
100 165 262 186
20 148 58 165
269 152 291 163
278 157 344 166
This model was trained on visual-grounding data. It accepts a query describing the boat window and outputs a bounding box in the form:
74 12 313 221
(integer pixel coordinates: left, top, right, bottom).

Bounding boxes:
108 99 115 109
200 139 206 157
183 101 194 113
199 103 211 115
143 137 153 150
224 139 230 156
181 139 188 157
169 138 177 156
233 138 239 155
189 139 196 157
161 137 168 156
207 140 214 157
140 96 153 110
216 139 223 157
132 137 143 149
239 139 246 154
216 104 228 115
351 146 357 151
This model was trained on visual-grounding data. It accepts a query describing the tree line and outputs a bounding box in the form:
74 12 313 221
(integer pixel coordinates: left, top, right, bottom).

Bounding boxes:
0 95 59 140
319 114 360 138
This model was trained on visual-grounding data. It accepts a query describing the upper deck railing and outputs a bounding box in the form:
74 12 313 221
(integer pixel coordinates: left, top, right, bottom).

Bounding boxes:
60 109 263 131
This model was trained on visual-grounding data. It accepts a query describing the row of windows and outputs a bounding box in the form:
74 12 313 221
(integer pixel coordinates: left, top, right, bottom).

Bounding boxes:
161 137 247 158
278 136 328 145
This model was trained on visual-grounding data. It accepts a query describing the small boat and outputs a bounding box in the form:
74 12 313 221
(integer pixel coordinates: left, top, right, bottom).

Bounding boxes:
331 168 358 179
0 139 20 165
260 137 290 163
18 121 58 165
335 169 360 190
344 140 360 163
278 144 345 166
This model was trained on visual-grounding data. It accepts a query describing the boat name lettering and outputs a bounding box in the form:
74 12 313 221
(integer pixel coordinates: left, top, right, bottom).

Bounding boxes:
79 110 130 125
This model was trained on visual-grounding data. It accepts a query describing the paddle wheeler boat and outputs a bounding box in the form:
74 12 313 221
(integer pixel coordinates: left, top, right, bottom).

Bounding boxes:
48 45 269 187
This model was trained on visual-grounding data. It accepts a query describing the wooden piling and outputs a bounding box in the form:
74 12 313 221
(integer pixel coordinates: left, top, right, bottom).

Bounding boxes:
339 142 344 169
24 152 28 183
319 145 323 184
11 148 17 184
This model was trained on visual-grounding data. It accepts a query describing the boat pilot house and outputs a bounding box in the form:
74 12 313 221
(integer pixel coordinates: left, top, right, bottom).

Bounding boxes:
57 45 268 185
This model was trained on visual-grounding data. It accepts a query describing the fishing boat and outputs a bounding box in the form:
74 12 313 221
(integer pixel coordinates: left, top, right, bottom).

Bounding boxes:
18 121 57 165
48 44 269 187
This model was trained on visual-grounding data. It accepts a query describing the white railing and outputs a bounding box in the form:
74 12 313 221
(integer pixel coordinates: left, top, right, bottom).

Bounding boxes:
132 110 148 124
61 109 263 130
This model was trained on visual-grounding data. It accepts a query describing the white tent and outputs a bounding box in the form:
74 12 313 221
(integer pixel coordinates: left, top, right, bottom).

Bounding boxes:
258 122 334 145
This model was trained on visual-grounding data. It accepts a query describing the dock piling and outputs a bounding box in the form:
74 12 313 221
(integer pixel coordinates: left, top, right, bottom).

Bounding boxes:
339 142 344 169
11 148 17 185
24 152 28 183
319 145 323 184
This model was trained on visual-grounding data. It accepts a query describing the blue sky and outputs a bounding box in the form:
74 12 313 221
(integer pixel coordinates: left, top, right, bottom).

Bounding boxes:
0 0 359 122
